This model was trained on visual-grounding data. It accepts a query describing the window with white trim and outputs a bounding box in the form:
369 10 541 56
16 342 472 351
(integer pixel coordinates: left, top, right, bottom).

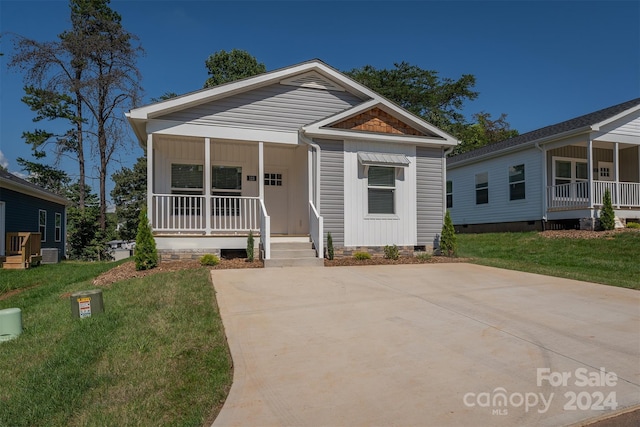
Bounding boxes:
213 166 242 216
55 213 62 242
171 164 203 215
39 209 46 242
509 164 525 201
446 180 453 209
368 166 395 214
553 158 588 199
475 172 488 205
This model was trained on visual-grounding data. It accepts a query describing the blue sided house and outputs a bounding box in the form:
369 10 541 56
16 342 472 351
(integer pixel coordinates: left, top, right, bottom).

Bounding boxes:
0 169 68 268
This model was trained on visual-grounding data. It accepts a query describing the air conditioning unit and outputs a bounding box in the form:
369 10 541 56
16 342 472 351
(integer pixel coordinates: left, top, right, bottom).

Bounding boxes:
41 248 60 264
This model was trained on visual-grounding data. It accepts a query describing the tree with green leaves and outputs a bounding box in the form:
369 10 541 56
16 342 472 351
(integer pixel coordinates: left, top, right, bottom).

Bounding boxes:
16 158 71 196
345 62 478 133
204 49 266 88
135 208 158 270
599 188 615 231
439 211 457 257
111 157 146 241
452 112 519 155
10 0 143 230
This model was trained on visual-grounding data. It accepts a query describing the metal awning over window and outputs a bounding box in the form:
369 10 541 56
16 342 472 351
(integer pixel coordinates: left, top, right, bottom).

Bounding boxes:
357 152 410 167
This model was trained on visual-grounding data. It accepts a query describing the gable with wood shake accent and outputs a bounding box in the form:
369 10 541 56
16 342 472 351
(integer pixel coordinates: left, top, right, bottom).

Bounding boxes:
126 60 458 265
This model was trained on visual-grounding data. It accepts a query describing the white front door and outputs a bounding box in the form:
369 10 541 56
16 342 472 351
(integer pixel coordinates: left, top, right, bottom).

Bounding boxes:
598 161 614 181
0 202 5 256
264 169 288 234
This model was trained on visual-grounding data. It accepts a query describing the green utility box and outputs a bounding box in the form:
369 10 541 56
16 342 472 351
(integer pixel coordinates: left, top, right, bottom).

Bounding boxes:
70 289 104 318
0 308 23 342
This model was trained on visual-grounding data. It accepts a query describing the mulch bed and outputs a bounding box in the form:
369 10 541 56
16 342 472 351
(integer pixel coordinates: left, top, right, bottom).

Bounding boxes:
325 256 469 267
539 228 639 239
93 258 263 287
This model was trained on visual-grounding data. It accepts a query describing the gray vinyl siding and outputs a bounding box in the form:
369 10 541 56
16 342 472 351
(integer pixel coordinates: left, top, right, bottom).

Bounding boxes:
317 139 344 246
416 146 444 247
0 187 66 257
447 147 543 225
546 146 612 182
159 84 364 133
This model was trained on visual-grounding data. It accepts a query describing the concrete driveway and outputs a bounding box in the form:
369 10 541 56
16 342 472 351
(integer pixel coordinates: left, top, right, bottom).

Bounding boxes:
211 264 640 427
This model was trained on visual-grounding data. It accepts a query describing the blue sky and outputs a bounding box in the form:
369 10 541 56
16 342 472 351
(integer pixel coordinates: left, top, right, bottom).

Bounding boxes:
1 0 638 200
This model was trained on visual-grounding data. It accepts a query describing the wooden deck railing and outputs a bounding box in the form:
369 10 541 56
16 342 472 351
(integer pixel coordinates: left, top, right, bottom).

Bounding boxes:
6 232 41 265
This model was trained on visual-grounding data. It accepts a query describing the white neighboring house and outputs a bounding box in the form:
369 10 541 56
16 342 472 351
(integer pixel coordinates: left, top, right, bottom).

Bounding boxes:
126 60 458 264
447 98 640 232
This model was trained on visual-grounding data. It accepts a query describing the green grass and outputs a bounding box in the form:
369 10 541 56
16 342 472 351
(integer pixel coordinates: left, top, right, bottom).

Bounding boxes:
0 263 232 427
457 231 640 290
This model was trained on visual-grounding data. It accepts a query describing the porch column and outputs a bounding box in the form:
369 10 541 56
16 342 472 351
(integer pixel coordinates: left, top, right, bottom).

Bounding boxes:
614 142 620 208
258 141 264 200
308 146 313 206
146 134 153 227
587 138 593 211
204 138 212 234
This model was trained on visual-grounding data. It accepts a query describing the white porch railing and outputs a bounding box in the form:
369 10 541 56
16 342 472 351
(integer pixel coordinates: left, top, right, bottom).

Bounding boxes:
259 199 270 260
547 182 589 210
619 182 640 207
152 194 261 233
309 201 323 258
547 181 640 211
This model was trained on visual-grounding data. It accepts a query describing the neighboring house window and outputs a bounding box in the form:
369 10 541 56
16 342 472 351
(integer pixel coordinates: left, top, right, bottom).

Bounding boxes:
553 158 588 199
475 172 489 205
368 166 395 214
171 163 203 215
39 210 46 242
446 180 453 209
213 166 242 216
55 213 62 242
509 164 525 200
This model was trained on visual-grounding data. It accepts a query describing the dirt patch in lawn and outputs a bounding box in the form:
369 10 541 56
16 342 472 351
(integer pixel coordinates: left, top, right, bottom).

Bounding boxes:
93 258 263 287
540 228 640 239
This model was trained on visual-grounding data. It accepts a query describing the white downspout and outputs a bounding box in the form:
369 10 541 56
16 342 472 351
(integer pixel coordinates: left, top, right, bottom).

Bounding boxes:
535 142 548 225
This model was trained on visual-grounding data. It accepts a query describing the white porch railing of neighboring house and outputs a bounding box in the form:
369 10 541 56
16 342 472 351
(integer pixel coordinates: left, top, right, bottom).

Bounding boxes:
259 199 270 260
152 194 261 233
309 201 323 258
547 181 640 210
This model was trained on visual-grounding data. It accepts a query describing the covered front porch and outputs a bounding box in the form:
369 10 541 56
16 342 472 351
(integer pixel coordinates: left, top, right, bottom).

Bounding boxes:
146 134 322 260
543 140 640 220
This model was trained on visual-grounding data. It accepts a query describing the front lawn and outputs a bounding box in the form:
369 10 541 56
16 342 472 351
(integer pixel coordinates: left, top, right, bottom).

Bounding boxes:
0 262 232 427
457 231 640 289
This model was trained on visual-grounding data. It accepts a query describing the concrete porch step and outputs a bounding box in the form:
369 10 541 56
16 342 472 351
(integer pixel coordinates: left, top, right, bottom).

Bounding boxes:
265 240 324 268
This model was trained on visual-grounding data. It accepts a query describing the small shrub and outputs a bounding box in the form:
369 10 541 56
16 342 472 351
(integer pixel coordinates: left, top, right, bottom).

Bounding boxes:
599 188 616 231
439 210 457 257
627 222 640 229
246 231 254 262
326 232 334 260
416 252 432 261
353 251 371 260
134 208 158 271
200 254 220 266
383 244 399 260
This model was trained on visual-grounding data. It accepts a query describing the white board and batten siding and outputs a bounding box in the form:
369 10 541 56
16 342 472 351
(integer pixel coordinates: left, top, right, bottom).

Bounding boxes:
344 140 417 247
158 83 364 134
416 146 444 247
448 147 543 225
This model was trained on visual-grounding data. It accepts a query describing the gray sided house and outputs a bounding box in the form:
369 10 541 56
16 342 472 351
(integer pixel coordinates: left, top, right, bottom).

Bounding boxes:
0 169 68 264
447 98 640 232
126 60 458 264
